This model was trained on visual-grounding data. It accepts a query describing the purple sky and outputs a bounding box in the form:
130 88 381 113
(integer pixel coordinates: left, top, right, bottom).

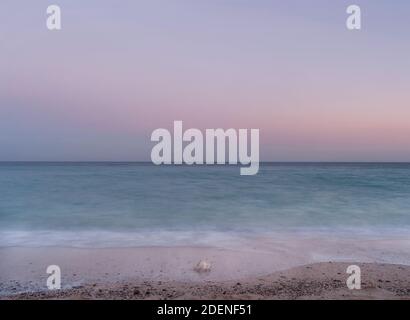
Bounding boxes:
1 0 409 161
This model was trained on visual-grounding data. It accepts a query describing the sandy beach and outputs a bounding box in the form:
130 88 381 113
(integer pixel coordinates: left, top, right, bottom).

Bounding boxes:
1 239 410 300
2 262 410 300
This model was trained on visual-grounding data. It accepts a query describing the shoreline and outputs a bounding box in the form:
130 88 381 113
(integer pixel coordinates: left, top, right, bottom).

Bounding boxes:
1 242 410 299
2 262 410 300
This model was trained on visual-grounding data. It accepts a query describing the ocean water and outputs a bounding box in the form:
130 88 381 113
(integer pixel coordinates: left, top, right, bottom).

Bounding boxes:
0 162 409 247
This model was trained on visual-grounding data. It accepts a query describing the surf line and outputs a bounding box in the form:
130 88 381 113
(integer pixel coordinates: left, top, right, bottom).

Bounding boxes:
150 121 259 175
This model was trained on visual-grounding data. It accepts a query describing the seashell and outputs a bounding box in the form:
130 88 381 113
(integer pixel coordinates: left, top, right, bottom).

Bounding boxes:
194 260 212 273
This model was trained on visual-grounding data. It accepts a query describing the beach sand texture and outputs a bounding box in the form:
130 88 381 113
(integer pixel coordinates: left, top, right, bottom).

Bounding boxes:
1 241 409 299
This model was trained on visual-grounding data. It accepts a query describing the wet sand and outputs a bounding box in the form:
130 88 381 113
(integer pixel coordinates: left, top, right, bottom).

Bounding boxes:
2 262 410 300
1 242 410 299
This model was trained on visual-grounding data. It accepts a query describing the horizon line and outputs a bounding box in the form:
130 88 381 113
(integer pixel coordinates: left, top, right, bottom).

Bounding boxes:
1 161 410 164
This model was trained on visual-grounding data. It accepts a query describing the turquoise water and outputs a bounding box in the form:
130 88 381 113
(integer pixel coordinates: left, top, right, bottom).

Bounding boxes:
0 162 409 247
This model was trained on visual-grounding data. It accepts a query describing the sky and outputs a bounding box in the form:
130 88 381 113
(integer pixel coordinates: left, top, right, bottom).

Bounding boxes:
0 0 409 161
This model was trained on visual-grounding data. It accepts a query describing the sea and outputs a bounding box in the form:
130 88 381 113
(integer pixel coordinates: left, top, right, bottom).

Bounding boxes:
0 162 409 248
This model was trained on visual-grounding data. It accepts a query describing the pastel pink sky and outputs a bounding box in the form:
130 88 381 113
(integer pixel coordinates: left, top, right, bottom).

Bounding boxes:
1 0 409 161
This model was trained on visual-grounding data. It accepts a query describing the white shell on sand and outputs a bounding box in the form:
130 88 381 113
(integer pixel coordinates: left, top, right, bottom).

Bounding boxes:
194 260 212 273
